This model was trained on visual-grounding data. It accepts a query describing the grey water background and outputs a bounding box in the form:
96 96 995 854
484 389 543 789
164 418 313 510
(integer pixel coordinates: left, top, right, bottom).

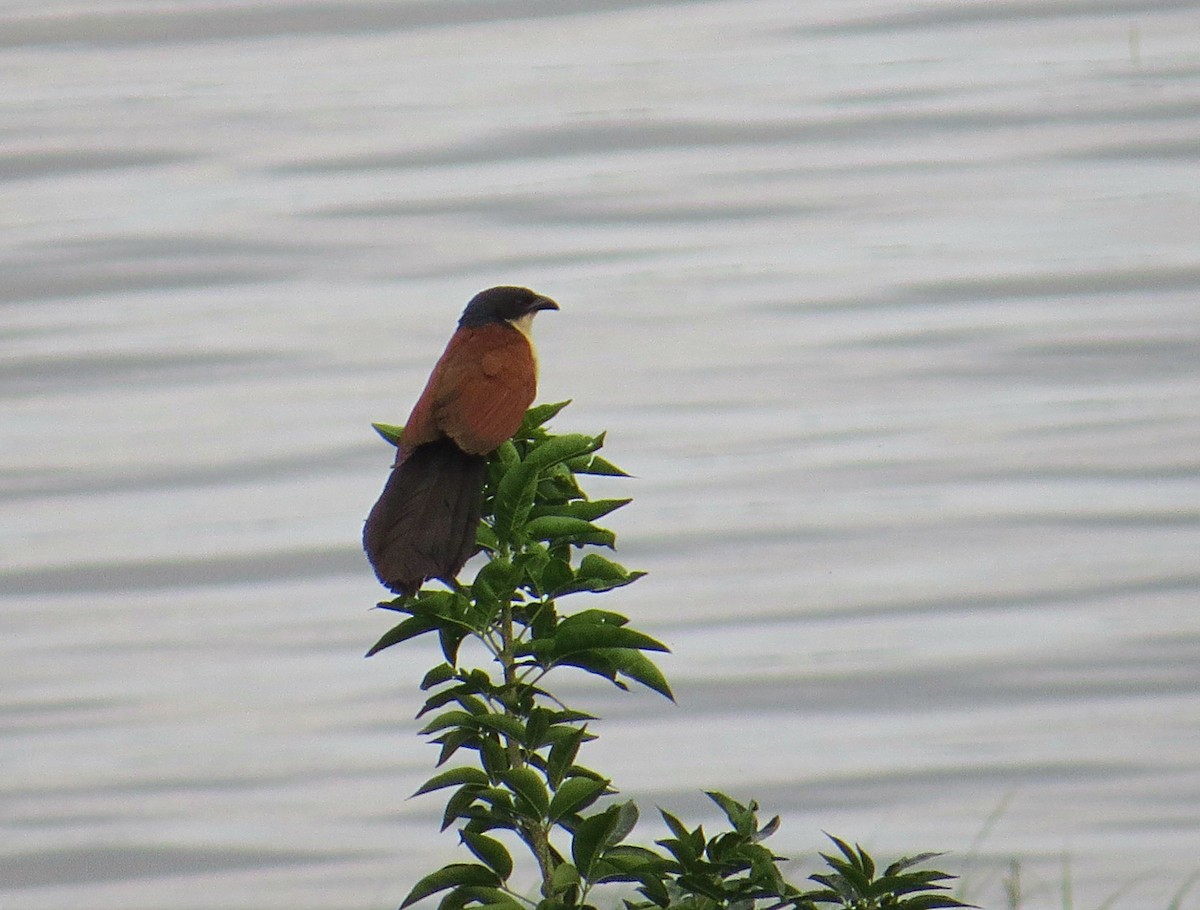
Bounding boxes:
3 1 1200 907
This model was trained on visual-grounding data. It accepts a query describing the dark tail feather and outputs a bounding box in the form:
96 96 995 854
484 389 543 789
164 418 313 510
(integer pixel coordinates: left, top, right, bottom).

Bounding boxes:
363 438 488 595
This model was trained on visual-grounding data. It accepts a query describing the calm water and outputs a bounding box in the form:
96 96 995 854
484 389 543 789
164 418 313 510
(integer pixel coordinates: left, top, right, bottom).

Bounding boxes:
3 2 1200 908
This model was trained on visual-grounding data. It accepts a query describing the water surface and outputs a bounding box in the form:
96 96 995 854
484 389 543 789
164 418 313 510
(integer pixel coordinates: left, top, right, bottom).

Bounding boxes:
3 2 1200 908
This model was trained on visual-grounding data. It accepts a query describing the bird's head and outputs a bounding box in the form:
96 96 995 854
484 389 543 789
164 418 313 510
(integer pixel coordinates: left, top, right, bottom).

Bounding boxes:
459 286 559 330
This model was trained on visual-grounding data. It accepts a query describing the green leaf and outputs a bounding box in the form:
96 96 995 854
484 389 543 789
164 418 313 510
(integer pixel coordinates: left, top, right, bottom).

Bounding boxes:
372 422 405 446
499 767 550 816
459 830 514 881
494 439 520 468
551 553 645 596
806 875 846 898
537 466 584 504
441 785 484 831
524 516 615 548
659 810 691 843
545 707 599 726
493 460 538 544
472 557 516 604
520 399 572 433
438 624 469 666
421 663 456 690
756 814 781 842
419 710 476 736
366 615 440 657
567 453 630 476
512 546 550 594
524 707 550 749
478 736 510 779
451 693 489 716
546 725 589 788
550 861 581 893
418 688 459 718
572 806 620 879
413 766 489 797
598 851 674 902
896 897 974 910
549 623 669 657
401 863 501 908
435 886 524 910
609 799 640 846
434 728 476 766
475 522 500 553
818 851 871 897
553 650 623 689
603 845 668 871
705 791 754 836
592 648 674 700
375 594 413 613
553 571 646 597
473 713 526 741
468 787 516 816
526 598 559 641
523 433 602 472
410 588 468 618
870 872 957 901
635 871 672 907
826 833 860 870
535 557 575 597
561 608 629 627
531 498 632 522
704 830 743 865
435 885 473 910
675 873 727 902
472 893 526 910
548 775 609 823
856 841 875 880
884 853 948 877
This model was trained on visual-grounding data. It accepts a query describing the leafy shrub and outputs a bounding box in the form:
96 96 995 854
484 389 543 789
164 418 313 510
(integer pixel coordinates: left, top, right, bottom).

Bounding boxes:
369 403 970 910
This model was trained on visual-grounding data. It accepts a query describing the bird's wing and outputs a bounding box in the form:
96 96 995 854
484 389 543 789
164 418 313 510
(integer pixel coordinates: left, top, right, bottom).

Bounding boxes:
408 323 537 456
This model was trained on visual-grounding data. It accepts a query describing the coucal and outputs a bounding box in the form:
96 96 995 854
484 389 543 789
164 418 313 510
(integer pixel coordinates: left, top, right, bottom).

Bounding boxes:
363 286 559 595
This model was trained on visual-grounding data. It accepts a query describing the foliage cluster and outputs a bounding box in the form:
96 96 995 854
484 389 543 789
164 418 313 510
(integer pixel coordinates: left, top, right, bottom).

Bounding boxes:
369 402 969 910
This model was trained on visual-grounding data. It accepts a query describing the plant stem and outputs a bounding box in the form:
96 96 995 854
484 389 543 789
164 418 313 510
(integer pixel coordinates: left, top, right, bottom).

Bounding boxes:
499 597 556 896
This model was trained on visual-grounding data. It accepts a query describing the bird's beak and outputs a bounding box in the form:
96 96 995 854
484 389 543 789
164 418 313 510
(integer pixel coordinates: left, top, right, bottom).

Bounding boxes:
527 295 559 314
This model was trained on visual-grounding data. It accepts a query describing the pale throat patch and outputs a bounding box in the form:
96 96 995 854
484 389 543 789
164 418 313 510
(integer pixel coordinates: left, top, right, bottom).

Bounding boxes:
507 312 540 364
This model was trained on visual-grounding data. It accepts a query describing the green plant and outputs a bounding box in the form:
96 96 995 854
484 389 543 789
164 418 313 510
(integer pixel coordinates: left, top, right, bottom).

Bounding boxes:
368 401 970 910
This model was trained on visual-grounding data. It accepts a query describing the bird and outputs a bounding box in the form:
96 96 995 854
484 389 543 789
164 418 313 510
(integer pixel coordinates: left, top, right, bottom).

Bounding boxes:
363 286 559 595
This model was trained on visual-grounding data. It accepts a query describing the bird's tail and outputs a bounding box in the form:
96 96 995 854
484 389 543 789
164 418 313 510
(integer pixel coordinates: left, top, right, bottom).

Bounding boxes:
363 438 488 595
